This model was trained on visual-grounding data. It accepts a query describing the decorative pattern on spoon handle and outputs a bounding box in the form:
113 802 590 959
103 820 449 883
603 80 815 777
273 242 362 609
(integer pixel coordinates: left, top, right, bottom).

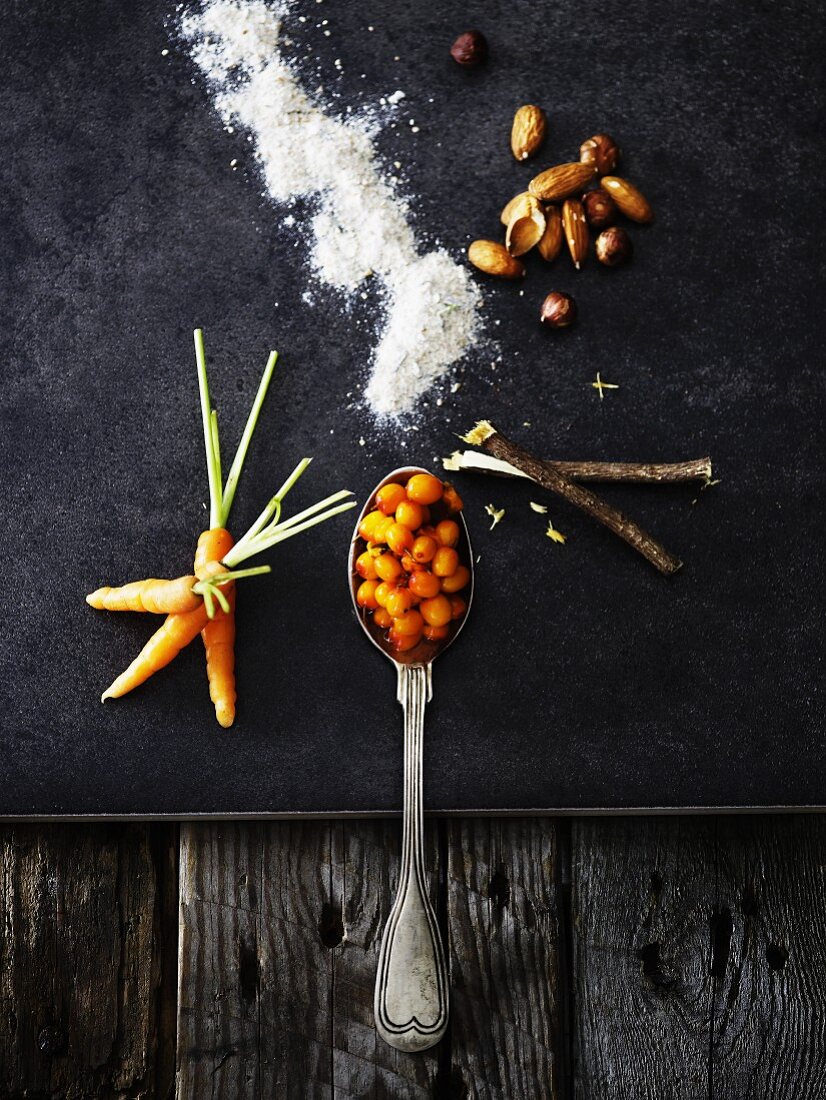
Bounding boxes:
374 663 449 1052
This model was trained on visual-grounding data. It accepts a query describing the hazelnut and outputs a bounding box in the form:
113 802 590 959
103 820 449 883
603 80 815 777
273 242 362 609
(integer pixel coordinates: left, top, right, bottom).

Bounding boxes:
579 133 621 175
595 226 633 267
450 30 488 67
540 291 577 328
582 188 618 229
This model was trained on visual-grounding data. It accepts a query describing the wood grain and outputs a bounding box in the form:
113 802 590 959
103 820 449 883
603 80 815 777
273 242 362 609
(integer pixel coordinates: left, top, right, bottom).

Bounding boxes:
6 817 826 1099
447 818 560 1099
177 822 266 1097
571 817 715 1099
0 824 165 1098
712 816 826 1098
329 821 441 1097
177 821 441 1099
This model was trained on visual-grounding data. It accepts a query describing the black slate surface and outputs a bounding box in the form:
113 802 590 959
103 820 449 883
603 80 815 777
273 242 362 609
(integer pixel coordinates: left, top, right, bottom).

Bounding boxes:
0 0 823 816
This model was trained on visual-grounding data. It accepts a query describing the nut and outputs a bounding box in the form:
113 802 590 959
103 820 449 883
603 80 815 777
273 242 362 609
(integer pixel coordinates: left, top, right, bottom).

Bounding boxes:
540 291 577 328
500 191 532 226
537 204 563 262
505 194 545 256
450 30 488 66
601 176 654 223
528 162 596 203
582 188 617 229
468 239 524 279
579 133 621 175
511 104 547 161
562 199 588 269
595 226 633 266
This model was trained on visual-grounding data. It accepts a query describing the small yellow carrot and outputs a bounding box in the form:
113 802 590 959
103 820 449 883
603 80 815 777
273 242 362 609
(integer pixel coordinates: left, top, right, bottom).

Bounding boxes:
195 528 237 728
86 575 200 614
100 603 209 701
203 585 236 728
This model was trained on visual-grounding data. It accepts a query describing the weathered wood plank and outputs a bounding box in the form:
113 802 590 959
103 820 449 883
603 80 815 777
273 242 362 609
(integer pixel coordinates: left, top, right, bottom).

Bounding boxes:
447 818 561 1099
571 817 715 1100
177 822 268 1098
177 821 441 1099
330 821 441 1098
712 816 826 1098
258 821 335 1098
572 816 826 1100
0 824 165 1098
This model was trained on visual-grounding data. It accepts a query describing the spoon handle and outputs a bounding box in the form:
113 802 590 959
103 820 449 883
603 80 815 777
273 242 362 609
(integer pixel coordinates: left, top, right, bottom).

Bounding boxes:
374 663 449 1052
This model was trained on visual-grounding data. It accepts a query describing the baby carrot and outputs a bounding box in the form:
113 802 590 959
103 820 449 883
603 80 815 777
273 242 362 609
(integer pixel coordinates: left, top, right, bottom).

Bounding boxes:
195 528 237 728
203 585 236 728
86 575 200 614
100 602 209 702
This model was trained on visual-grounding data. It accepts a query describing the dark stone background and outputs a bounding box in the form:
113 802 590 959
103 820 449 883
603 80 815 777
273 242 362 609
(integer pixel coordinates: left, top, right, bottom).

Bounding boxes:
0 0 823 814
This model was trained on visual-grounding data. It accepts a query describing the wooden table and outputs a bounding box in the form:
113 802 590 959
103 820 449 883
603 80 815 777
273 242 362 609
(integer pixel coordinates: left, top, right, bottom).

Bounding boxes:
1 816 824 1097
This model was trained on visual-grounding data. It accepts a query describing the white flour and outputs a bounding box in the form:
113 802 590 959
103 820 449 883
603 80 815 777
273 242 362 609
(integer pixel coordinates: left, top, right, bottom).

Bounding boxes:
179 0 481 419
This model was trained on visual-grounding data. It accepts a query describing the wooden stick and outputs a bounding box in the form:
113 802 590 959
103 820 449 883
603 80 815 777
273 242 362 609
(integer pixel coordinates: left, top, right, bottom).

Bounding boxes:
444 449 712 484
460 422 683 576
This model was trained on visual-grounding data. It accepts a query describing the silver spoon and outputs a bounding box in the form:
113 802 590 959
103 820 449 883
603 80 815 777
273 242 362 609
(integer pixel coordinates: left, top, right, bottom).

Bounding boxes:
349 466 474 1053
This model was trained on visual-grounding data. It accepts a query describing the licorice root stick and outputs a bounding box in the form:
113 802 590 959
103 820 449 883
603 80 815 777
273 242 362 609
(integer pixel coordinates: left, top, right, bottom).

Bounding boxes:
445 449 712 485
461 421 684 576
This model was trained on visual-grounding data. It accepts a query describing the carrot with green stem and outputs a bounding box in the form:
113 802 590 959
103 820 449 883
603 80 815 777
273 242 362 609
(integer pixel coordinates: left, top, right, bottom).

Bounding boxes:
86 566 271 614
98 460 353 707
97 329 355 723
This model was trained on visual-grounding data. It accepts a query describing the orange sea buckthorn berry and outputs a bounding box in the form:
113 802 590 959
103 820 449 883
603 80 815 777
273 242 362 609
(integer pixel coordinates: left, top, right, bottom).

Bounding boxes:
373 607 393 629
420 505 432 524
356 580 379 610
440 564 471 593
412 535 438 563
406 473 444 506
432 546 459 578
374 581 395 608
389 628 423 652
442 483 464 513
374 553 403 583
376 482 406 515
409 570 441 599
385 587 414 617
392 609 424 636
424 624 450 642
436 519 460 548
358 509 385 542
417 525 439 540
400 552 422 573
355 551 379 580
395 499 425 530
371 515 395 544
449 596 467 620
420 594 452 628
386 522 415 556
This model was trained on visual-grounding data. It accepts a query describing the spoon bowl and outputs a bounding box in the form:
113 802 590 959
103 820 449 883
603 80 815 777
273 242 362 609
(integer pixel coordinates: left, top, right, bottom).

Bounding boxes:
348 465 475 667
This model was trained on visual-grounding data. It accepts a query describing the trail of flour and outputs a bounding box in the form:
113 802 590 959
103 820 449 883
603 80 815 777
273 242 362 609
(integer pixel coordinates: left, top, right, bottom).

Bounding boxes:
180 0 481 418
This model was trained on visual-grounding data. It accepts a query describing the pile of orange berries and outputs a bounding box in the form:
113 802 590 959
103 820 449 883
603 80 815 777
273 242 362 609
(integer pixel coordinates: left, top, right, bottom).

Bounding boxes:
354 473 470 653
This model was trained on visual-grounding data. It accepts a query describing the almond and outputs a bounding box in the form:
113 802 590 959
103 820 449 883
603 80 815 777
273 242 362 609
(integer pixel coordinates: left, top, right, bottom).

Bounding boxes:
468 240 525 279
500 191 532 226
536 204 563 262
510 104 547 161
562 199 588 269
528 161 596 202
505 194 546 256
600 176 654 223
